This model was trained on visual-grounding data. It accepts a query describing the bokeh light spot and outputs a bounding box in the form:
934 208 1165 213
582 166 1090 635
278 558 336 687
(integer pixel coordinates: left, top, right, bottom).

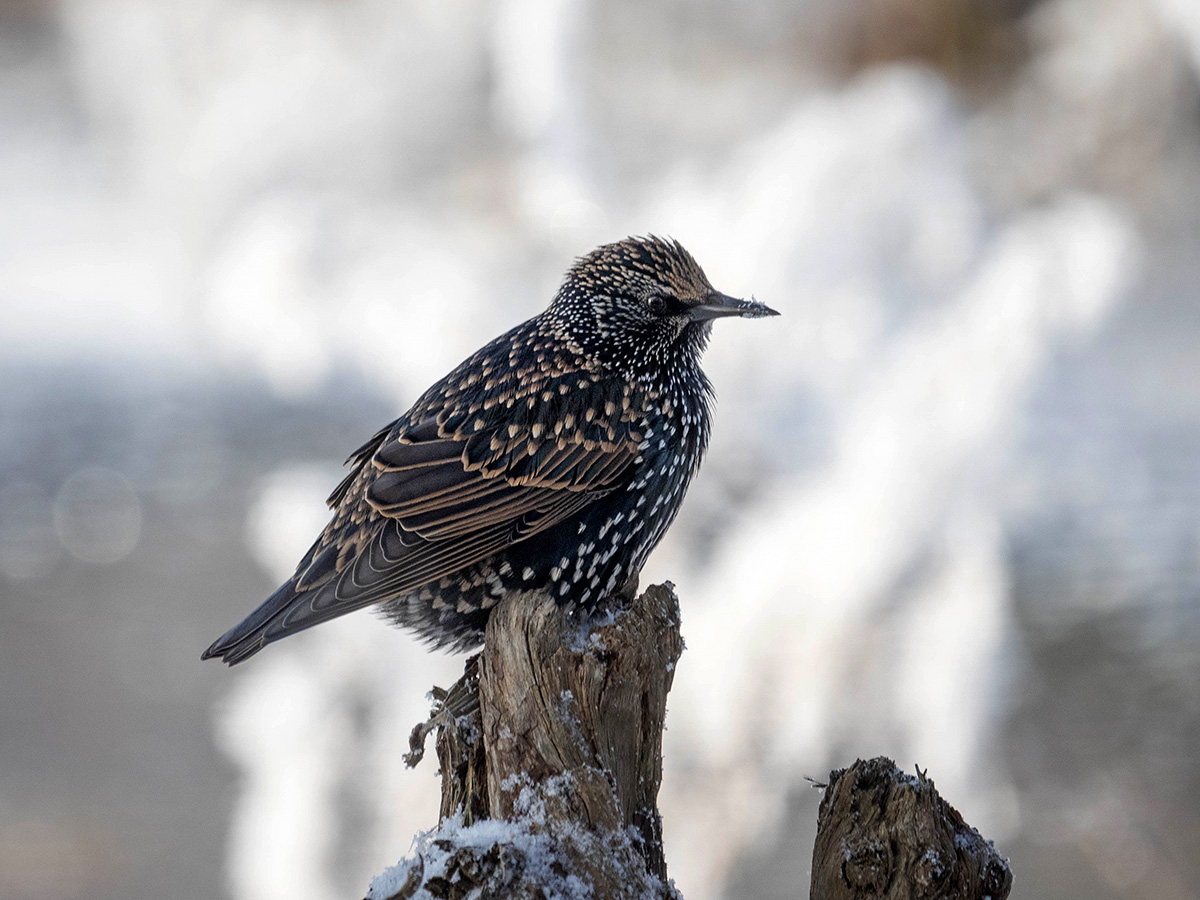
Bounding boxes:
52 468 143 565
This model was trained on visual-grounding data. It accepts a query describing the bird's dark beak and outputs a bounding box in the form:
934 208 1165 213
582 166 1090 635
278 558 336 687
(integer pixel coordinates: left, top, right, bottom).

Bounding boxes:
688 292 780 322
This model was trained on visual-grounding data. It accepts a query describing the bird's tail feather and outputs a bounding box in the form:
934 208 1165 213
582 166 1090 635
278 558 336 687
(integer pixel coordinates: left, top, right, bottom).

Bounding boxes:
201 580 305 665
201 568 385 665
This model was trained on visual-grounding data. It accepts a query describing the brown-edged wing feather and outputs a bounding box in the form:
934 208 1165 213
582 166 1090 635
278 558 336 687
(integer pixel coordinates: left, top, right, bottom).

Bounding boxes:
259 424 636 638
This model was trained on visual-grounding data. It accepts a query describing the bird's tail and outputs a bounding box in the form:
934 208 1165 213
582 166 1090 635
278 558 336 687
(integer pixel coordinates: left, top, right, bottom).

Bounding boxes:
201 559 383 665
203 516 427 664
201 580 301 665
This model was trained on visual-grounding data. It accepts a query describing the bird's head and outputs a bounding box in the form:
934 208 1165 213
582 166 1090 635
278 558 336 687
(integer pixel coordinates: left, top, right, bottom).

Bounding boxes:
546 236 778 373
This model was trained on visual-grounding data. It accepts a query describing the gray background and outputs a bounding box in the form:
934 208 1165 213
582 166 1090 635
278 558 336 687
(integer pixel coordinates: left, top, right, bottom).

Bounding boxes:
1 2 1198 899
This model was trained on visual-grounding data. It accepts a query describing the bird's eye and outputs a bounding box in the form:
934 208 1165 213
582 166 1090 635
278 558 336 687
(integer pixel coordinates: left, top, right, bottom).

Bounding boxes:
646 295 667 315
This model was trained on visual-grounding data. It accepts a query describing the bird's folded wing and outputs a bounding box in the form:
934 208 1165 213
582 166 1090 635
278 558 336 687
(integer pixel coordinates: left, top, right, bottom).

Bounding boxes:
268 413 640 633
367 422 636 534
204 356 654 663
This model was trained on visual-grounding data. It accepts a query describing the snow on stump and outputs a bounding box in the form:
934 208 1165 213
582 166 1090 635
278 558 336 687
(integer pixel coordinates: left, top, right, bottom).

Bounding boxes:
370 583 683 900
810 758 1013 900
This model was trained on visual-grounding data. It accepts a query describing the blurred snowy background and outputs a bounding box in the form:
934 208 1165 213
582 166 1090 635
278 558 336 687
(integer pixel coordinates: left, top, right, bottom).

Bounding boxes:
1 0 1198 898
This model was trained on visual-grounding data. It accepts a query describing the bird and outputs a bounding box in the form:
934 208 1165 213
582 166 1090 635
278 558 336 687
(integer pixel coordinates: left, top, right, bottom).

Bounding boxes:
203 236 777 665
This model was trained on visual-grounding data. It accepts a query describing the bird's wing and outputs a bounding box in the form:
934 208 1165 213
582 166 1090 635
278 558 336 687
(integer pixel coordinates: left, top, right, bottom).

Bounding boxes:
325 419 397 509
319 415 637 598
203 365 652 663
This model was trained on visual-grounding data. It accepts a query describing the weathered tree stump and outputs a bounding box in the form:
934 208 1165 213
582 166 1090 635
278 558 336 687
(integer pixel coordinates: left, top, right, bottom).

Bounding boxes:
370 583 683 900
370 591 1013 900
810 758 1013 900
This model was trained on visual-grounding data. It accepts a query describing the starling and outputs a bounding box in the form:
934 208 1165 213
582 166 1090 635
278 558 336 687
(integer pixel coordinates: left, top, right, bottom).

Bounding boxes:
203 236 777 664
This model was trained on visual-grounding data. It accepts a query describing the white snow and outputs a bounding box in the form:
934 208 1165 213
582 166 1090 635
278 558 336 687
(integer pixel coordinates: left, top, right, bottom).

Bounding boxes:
367 776 668 900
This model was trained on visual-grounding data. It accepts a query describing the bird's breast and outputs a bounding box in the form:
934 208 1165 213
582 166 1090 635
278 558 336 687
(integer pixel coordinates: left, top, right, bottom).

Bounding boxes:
618 392 709 568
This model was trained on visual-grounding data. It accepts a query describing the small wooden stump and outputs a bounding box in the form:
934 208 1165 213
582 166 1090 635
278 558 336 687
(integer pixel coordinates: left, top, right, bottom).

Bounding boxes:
810 758 1013 900
373 584 683 900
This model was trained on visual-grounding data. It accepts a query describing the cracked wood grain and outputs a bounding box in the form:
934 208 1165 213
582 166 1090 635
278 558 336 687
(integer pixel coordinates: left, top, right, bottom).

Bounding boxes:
810 758 1013 900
